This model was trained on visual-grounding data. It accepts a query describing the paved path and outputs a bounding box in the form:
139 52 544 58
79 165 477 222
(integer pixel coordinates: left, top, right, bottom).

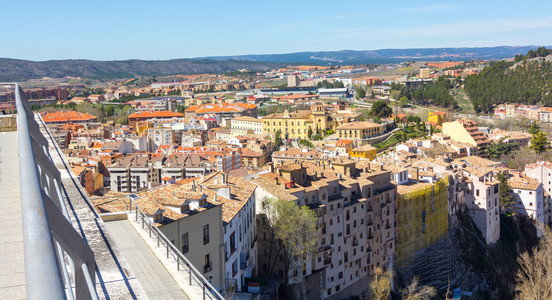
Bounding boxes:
103 220 190 300
0 132 25 299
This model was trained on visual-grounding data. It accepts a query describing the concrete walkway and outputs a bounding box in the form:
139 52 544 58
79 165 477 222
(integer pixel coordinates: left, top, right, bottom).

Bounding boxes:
103 220 190 300
0 132 25 299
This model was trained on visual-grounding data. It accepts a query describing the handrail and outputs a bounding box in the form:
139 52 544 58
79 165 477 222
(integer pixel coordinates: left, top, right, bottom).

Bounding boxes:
127 194 224 300
8 83 98 300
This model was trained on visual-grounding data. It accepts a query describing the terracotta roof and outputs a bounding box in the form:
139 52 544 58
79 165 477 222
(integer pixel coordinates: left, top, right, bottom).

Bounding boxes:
336 140 354 147
128 110 183 119
42 111 97 123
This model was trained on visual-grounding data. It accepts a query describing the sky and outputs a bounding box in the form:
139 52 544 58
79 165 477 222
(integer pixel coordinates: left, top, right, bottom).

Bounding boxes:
1 0 552 61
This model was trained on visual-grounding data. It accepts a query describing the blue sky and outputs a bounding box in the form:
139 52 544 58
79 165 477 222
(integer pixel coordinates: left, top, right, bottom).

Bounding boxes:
1 0 551 61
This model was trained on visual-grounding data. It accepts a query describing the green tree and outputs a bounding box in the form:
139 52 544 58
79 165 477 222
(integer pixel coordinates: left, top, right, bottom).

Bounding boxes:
307 127 313 139
370 100 393 119
356 86 366 99
389 89 401 101
401 277 437 300
530 131 550 154
497 171 516 213
399 96 408 108
274 130 283 151
370 267 392 300
529 121 541 135
261 198 318 294
486 140 520 159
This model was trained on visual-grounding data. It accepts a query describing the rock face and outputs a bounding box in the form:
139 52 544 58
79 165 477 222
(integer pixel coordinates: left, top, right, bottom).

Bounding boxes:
510 54 552 70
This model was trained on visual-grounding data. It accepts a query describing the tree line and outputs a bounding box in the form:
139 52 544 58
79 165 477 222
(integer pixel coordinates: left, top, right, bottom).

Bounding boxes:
391 77 459 108
465 48 552 113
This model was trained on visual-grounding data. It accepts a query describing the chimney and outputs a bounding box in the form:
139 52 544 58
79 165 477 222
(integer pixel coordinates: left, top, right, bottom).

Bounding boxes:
275 177 279 185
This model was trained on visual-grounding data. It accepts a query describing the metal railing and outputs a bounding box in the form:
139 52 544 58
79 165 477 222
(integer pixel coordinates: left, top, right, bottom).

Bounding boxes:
127 194 224 300
7 83 98 300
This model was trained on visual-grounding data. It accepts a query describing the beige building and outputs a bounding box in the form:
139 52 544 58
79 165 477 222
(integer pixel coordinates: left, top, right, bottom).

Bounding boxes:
442 119 490 154
336 121 384 140
419 68 430 79
253 160 396 299
230 116 264 136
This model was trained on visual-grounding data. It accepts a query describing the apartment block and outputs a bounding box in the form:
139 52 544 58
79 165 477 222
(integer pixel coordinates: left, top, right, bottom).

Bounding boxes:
252 160 396 299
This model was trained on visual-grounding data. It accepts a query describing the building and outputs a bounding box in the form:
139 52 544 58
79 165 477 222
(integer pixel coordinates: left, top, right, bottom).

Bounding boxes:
350 144 377 160
186 103 258 124
287 74 301 87
199 173 257 293
230 116 264 136
42 111 97 125
335 140 355 155
427 111 447 127
318 88 349 98
148 126 175 151
336 122 385 140
509 176 545 226
128 110 184 129
395 177 449 263
94 187 226 291
108 154 164 193
252 161 397 299
452 157 500 244
442 119 490 154
419 68 430 79
262 103 335 140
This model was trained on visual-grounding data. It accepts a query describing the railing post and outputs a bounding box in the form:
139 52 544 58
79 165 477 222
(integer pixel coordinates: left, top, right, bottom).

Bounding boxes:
177 257 179 271
203 283 206 300
189 269 192 285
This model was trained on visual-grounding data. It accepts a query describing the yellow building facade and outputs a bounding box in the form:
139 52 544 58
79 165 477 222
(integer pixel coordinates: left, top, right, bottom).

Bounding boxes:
350 144 377 160
336 121 384 139
395 177 449 265
262 104 335 139
427 111 447 126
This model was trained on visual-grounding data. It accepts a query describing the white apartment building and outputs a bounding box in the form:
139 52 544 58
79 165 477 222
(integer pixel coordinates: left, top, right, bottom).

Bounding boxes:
230 116 264 136
524 161 552 224
148 127 174 151
462 168 500 244
510 176 545 226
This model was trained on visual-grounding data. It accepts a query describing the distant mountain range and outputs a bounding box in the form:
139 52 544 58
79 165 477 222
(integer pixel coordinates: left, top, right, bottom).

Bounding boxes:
196 46 548 64
0 59 281 82
1 46 548 81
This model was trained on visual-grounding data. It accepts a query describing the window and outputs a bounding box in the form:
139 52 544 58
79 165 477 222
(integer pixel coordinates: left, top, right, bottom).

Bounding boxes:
203 224 210 245
204 254 211 273
476 189 479 197
182 232 189 254
230 232 236 254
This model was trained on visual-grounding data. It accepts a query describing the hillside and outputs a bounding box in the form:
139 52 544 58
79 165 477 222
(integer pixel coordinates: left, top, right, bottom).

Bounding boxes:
0 58 282 82
196 46 547 64
464 53 552 113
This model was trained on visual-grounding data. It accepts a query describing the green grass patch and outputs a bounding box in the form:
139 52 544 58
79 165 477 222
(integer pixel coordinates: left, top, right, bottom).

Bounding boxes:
454 88 475 114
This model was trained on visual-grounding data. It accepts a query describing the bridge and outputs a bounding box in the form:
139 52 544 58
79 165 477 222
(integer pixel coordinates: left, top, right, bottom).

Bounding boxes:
0 83 223 300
